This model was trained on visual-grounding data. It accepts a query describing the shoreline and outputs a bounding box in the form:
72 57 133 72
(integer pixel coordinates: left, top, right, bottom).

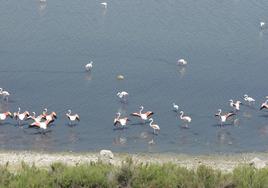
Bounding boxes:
0 150 267 172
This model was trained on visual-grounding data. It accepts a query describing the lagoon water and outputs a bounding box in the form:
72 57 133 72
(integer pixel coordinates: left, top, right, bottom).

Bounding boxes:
0 0 268 154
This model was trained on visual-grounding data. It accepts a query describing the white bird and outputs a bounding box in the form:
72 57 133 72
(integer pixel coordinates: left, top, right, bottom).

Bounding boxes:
179 111 192 123
85 61 93 72
215 109 235 125
131 106 154 121
0 111 13 121
243 94 255 104
66 110 80 124
229 99 242 111
0 88 10 101
113 112 130 128
30 119 53 130
172 103 179 112
177 59 187 65
260 21 266 29
117 91 129 101
101 2 107 8
149 118 160 135
13 107 30 124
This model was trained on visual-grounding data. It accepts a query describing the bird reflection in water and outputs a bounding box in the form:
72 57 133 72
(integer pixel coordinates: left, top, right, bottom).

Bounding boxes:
216 129 234 146
113 134 127 146
177 66 186 78
38 0 47 16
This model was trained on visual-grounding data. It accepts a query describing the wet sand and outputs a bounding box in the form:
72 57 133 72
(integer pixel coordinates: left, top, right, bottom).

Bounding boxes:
0 150 267 172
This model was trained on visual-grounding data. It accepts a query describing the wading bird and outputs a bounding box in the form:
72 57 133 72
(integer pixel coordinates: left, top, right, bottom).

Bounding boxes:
131 106 154 121
66 110 80 124
229 100 242 111
179 111 192 126
148 118 160 135
114 112 130 128
85 61 93 71
215 109 235 126
177 59 187 65
172 103 179 112
243 94 255 104
0 111 13 121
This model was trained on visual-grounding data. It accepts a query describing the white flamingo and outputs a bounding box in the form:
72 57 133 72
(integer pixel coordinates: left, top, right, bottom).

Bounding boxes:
243 94 255 104
0 88 10 101
101 2 107 8
66 110 80 124
229 99 242 111
14 107 30 125
149 118 160 135
30 119 54 131
131 106 154 121
260 21 266 29
172 103 179 112
0 111 13 121
177 59 187 65
215 109 236 125
114 112 130 128
117 91 129 101
85 61 93 71
179 111 191 128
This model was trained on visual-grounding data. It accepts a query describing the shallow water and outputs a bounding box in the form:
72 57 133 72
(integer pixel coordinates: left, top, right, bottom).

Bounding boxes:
0 0 268 154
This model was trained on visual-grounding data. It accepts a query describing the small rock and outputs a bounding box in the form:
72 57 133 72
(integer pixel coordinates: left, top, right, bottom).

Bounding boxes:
117 75 124 80
249 157 266 169
100 150 114 159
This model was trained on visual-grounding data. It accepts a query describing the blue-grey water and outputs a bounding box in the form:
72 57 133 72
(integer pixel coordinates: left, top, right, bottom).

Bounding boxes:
0 0 268 154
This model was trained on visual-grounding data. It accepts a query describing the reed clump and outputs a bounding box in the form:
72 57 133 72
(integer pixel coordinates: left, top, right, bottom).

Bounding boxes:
1 159 268 187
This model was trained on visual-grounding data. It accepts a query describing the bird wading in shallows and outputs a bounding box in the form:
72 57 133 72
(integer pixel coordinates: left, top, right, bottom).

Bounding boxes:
66 110 80 125
114 112 130 128
131 106 154 122
215 109 236 126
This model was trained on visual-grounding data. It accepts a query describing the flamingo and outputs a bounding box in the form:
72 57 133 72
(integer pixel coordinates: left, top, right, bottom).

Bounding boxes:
30 119 54 132
172 103 179 112
0 88 10 101
114 112 130 128
85 61 93 71
131 106 154 121
148 118 160 135
260 21 266 29
243 94 255 104
179 111 192 123
0 111 13 121
117 91 129 101
215 109 236 125
13 107 30 125
101 2 107 8
229 99 242 111
66 110 80 124
177 59 187 65
44 111 57 122
260 100 268 110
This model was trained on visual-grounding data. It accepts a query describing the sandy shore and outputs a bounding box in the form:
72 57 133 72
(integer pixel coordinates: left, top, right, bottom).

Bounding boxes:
0 150 267 172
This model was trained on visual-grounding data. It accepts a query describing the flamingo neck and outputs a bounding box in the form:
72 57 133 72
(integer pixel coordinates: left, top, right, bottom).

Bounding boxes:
139 107 143 114
149 119 153 126
180 112 184 119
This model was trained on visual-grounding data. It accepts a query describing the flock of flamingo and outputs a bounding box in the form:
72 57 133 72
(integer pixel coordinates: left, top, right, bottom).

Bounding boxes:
0 93 80 133
112 87 268 136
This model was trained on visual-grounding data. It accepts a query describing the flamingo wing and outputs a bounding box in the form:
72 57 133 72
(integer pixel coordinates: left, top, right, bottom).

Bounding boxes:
131 112 141 117
145 111 154 117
